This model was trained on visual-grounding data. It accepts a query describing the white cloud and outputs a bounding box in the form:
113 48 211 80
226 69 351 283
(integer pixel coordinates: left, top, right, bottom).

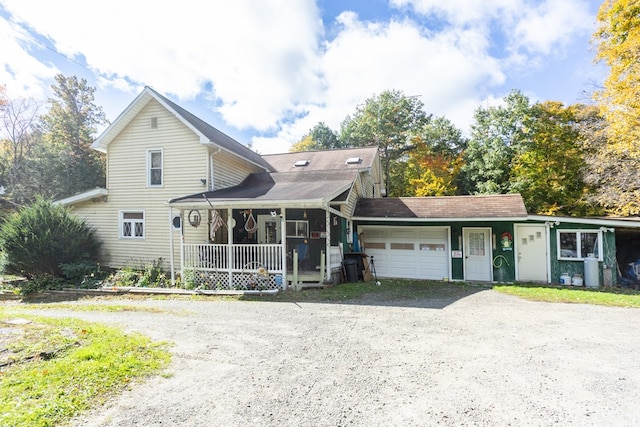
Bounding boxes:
0 15 58 97
1 0 324 132
1 0 602 155
511 0 595 55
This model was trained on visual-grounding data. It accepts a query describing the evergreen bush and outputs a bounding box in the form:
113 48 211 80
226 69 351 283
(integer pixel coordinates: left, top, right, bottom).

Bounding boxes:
0 198 101 281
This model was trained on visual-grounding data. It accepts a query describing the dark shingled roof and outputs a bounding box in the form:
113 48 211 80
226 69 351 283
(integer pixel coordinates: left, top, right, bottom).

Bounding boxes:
149 88 273 172
354 194 528 219
262 147 379 172
170 169 356 204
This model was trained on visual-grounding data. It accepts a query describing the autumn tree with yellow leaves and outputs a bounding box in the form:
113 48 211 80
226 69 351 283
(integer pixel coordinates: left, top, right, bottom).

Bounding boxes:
591 0 640 215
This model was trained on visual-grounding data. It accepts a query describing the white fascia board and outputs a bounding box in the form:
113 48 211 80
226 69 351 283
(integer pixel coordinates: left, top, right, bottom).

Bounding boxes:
351 216 529 223
527 214 640 228
168 198 326 209
53 188 108 206
92 89 153 152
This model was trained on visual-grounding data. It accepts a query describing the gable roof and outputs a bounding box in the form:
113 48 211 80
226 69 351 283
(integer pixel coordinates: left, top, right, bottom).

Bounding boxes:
354 194 528 221
92 87 272 172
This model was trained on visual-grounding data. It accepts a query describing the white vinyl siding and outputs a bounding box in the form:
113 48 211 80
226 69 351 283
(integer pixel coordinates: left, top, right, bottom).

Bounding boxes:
75 100 211 267
147 149 163 187
212 150 261 190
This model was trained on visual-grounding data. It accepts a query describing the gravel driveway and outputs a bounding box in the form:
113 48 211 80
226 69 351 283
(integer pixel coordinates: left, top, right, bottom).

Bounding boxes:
40 289 640 426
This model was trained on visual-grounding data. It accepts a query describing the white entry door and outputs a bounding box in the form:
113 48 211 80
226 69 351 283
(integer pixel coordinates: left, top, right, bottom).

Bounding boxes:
515 224 548 282
463 228 492 281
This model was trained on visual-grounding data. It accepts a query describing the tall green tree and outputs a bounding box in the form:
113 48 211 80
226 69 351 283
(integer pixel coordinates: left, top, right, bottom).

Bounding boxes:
462 90 532 194
33 75 107 200
290 122 340 152
592 0 640 214
404 117 467 196
340 90 430 196
511 102 597 215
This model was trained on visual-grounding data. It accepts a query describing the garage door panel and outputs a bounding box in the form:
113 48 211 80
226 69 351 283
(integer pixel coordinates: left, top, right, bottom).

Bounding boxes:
360 226 449 280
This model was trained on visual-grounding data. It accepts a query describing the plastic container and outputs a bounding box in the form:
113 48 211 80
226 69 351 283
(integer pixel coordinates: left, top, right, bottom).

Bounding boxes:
560 273 571 285
584 255 599 288
571 274 583 287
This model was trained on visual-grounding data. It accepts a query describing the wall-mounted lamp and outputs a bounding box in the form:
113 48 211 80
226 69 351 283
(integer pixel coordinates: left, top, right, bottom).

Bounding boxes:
200 178 207 185
545 220 560 228
599 226 614 233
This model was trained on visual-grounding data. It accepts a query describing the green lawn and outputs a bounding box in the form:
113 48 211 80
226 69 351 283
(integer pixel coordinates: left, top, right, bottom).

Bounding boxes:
493 283 640 308
0 312 170 427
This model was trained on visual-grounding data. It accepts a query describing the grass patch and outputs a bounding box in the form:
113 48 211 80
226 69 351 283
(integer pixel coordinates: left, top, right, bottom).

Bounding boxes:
12 302 173 314
0 312 170 426
241 279 480 303
494 284 640 308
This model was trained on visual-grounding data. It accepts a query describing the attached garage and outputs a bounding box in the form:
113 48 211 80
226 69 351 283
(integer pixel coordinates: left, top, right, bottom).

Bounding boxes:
360 226 450 280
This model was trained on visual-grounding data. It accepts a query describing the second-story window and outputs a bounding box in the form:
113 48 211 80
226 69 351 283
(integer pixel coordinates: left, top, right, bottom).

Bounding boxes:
147 149 163 187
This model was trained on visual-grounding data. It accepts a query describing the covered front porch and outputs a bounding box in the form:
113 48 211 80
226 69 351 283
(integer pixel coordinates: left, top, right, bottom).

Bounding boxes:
170 205 348 290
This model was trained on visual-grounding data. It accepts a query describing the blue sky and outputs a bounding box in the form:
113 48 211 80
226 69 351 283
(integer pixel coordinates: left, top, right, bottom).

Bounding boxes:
1 0 606 153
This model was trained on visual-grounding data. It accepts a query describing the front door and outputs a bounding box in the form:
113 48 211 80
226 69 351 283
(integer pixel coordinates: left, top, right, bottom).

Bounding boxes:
515 224 548 282
463 228 492 281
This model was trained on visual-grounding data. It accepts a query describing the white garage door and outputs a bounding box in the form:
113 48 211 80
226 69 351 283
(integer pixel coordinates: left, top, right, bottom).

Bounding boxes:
360 226 450 280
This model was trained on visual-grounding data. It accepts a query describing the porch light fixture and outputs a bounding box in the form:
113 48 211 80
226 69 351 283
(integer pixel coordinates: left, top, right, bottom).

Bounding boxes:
200 178 206 185
303 210 307 219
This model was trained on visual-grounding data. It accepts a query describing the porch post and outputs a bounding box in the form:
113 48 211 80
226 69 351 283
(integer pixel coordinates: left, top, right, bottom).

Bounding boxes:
325 207 331 282
227 207 233 287
169 206 176 287
280 207 287 288
179 208 185 283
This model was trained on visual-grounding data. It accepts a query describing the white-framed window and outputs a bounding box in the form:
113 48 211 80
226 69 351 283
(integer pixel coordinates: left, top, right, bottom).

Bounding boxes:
286 220 308 238
147 148 163 187
557 230 602 261
120 210 145 239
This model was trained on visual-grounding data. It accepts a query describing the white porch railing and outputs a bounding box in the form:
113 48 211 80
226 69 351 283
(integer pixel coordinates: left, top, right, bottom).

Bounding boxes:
182 244 284 291
182 243 342 290
330 245 343 270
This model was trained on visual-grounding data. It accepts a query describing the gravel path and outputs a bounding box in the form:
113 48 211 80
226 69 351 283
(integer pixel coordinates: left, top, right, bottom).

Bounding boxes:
37 289 640 426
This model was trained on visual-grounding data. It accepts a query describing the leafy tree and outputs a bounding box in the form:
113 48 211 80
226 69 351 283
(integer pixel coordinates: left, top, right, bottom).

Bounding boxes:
340 90 430 196
511 102 597 215
34 74 107 200
592 0 640 214
404 117 466 196
0 198 101 279
290 122 340 152
462 90 532 194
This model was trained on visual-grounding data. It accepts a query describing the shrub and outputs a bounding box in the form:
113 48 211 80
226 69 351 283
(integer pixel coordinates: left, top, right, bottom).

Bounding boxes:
60 261 107 288
0 198 101 280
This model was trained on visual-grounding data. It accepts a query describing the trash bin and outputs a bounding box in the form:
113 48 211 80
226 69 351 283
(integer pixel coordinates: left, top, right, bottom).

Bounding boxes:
343 258 359 283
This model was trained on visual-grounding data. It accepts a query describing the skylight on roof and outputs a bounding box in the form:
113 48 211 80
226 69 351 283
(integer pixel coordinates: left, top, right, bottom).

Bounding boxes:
346 157 362 164
294 160 310 167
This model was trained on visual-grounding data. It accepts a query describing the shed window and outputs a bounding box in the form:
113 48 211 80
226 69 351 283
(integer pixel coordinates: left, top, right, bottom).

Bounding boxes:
557 230 602 261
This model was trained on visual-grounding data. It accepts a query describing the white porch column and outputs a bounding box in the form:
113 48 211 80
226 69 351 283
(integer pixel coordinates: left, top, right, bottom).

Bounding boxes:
325 207 331 282
227 207 233 286
280 207 287 287
169 206 176 286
